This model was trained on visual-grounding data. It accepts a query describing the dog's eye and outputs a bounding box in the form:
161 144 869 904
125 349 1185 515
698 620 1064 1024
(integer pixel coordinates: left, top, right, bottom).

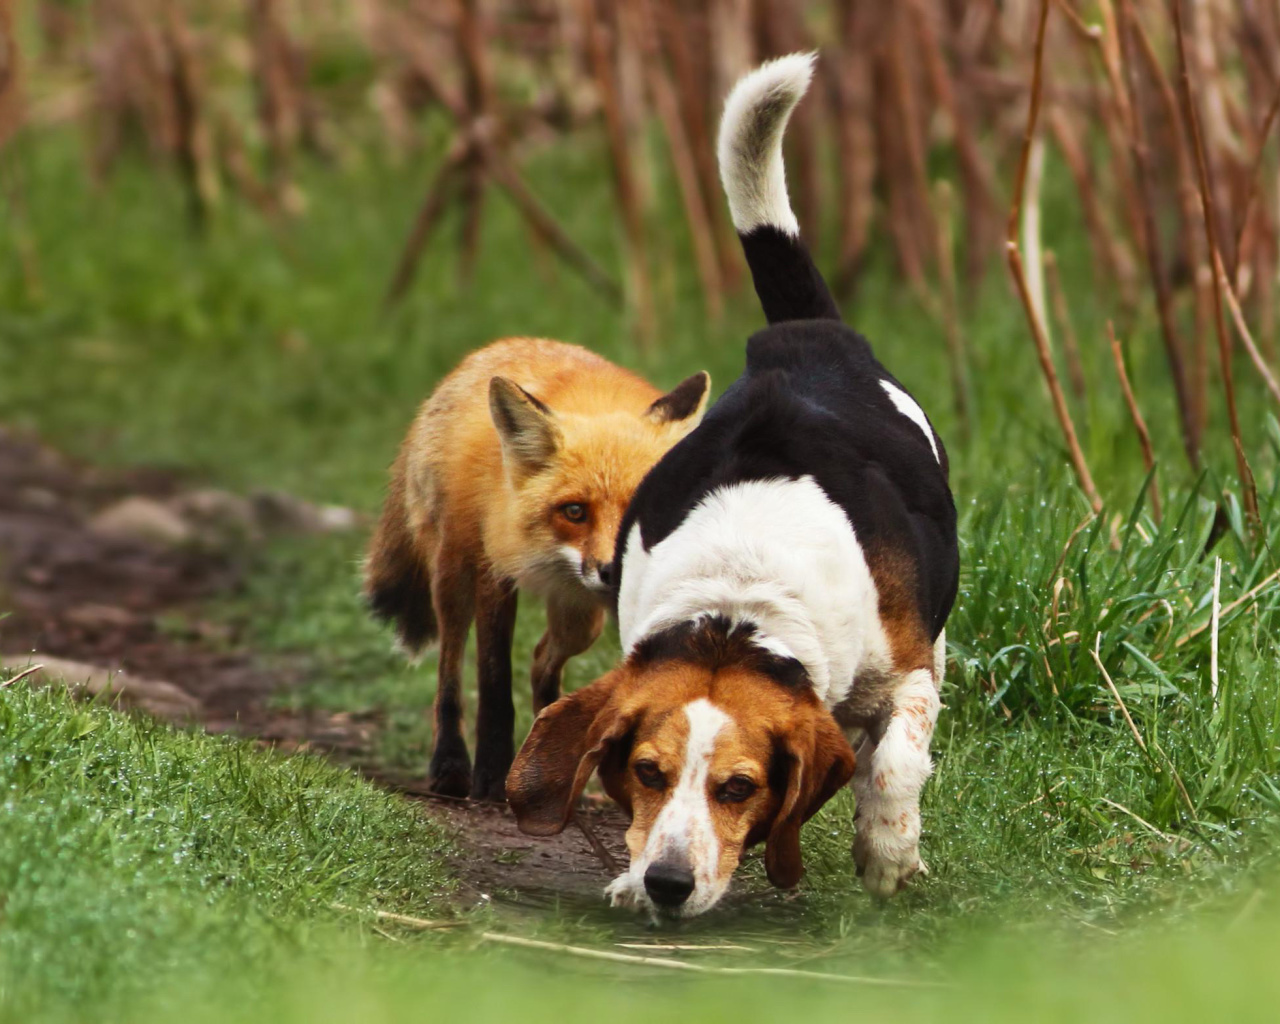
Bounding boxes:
559 503 588 523
633 760 666 789
717 776 757 803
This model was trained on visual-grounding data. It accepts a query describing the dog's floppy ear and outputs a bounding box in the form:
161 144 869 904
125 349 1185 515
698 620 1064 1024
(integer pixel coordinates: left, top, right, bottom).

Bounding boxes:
490 377 563 476
645 371 710 426
765 708 856 888
507 669 633 836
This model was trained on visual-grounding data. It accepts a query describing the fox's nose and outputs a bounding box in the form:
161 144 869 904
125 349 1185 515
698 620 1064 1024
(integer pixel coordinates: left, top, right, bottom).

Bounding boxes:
644 861 695 908
597 562 614 588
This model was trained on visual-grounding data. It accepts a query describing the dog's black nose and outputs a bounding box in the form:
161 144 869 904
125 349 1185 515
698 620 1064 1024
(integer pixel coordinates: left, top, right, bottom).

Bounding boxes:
644 862 695 907
598 562 614 588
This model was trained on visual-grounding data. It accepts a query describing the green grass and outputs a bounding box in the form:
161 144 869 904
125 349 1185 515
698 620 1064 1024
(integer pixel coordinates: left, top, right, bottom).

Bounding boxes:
0 680 454 1020
3 104 1280 1021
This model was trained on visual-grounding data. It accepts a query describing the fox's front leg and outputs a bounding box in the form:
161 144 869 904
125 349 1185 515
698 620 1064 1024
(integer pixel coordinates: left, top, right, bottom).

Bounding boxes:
427 555 475 798
470 572 519 802
530 593 605 713
852 665 940 898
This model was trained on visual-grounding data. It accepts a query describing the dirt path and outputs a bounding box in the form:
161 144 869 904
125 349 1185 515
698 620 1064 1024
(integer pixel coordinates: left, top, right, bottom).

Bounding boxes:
0 428 629 906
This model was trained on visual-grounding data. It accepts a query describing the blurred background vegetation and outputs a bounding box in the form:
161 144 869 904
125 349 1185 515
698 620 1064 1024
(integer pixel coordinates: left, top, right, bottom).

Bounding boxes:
2 1 1280 1021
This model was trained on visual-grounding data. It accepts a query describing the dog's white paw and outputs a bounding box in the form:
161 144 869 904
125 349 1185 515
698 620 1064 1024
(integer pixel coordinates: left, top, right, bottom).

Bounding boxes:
859 851 926 899
605 874 645 909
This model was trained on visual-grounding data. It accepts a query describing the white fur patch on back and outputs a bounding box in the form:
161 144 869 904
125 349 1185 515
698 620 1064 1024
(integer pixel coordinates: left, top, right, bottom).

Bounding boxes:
879 380 940 463
618 477 892 709
716 53 815 236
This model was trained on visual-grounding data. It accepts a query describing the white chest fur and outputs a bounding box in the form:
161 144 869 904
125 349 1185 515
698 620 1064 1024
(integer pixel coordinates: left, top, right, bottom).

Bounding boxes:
618 476 892 708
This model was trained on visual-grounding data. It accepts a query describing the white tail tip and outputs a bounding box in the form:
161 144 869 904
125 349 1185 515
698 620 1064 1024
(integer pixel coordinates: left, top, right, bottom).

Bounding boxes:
716 52 816 237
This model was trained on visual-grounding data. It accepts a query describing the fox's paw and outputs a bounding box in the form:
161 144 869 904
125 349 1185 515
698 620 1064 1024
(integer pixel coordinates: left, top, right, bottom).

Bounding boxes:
469 764 510 803
427 748 472 799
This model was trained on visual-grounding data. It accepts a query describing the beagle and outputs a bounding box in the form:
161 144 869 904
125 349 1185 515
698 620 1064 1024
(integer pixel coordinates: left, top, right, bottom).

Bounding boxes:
507 54 959 917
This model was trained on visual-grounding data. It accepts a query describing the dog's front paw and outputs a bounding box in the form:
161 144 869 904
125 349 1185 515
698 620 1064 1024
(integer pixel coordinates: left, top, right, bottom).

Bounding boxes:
853 819 926 899
605 874 645 910
858 850 926 899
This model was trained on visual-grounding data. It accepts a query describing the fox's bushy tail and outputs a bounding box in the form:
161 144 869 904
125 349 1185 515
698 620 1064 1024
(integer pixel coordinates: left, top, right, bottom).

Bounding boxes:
717 53 840 324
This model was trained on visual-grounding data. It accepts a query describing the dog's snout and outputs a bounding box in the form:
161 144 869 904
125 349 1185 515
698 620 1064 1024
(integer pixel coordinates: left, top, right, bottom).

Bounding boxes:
597 562 614 588
643 861 695 908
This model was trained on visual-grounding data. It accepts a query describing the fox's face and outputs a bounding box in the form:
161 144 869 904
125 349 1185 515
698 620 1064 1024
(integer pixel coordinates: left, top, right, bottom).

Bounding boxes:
488 373 710 598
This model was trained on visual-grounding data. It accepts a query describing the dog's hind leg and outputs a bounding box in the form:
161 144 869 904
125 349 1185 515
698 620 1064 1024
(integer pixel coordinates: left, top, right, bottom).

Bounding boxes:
470 571 519 802
851 667 940 898
530 593 605 713
427 549 476 798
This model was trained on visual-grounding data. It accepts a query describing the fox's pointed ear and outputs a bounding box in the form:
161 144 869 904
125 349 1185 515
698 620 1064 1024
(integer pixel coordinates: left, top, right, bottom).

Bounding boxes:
507 669 634 835
645 371 710 426
490 377 562 475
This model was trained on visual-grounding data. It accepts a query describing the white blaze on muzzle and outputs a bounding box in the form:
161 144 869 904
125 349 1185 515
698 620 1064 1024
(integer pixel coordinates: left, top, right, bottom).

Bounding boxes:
606 698 734 917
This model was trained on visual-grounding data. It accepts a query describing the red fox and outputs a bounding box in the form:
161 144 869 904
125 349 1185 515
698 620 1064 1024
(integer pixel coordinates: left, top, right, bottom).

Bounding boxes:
365 337 709 800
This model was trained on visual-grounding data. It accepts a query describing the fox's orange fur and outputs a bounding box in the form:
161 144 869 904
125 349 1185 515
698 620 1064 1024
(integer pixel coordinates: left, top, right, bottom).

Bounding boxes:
365 337 709 799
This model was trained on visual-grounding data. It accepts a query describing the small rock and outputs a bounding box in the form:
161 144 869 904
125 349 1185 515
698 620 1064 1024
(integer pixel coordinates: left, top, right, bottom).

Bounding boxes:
90 497 192 546
168 489 263 544
1 654 202 722
64 604 144 629
250 490 360 534
18 486 60 510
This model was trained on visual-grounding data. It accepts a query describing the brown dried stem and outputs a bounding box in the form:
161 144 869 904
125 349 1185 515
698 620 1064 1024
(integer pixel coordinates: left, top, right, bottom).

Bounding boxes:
1116 0 1199 468
1007 0 1103 513
1171 0 1260 528
1044 250 1087 400
1108 322 1161 523
582 0 655 344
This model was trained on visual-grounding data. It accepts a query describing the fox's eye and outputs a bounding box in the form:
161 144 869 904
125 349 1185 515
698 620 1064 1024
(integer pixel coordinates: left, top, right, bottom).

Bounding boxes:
634 760 666 790
716 776 757 803
559 503 588 523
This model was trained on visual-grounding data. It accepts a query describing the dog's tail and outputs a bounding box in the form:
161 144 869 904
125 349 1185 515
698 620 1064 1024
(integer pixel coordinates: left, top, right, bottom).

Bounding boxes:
718 53 840 324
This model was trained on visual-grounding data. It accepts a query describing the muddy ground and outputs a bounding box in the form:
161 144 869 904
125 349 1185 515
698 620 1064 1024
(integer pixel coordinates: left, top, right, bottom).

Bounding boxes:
0 428 630 907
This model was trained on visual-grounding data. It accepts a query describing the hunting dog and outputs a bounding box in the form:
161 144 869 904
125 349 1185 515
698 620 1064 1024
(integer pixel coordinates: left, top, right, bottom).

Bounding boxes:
365 338 709 800
507 54 958 916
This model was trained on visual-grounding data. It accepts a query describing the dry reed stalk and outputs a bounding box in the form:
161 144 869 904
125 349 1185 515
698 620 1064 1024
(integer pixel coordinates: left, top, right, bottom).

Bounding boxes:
887 4 938 287
475 932 942 987
1044 250 1087 400
573 811 621 875
0 0 19 148
582 0 655 344
162 2 221 225
249 0 304 213
657 0 740 289
484 143 623 305
1108 322 1161 523
907 0 999 294
1115 0 1199 469
934 180 971 438
623 0 722 321
1172 565 1280 648
456 0 494 284
1214 249 1280 407
833 0 877 296
1090 634 1148 753
1006 0 1103 514
874 50 926 291
1172 0 1260 528
1129 10 1203 295
1210 556 1221 707
383 137 468 308
1045 107 1135 301
0 663 44 690
1232 80 1280 274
